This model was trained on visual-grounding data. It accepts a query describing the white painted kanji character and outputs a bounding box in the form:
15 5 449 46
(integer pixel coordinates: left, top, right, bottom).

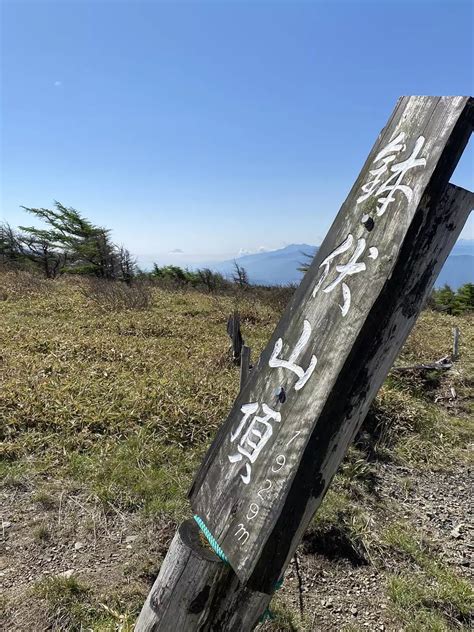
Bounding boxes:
312 234 378 316
269 319 317 390
357 131 427 216
228 402 281 484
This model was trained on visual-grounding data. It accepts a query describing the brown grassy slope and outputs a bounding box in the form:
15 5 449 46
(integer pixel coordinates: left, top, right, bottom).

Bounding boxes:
0 271 472 631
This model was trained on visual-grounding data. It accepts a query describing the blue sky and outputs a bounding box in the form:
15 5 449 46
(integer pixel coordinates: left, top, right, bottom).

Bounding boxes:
1 0 473 267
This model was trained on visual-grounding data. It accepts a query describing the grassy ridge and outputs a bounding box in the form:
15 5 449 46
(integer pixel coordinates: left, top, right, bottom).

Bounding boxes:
0 273 276 517
1 271 472 630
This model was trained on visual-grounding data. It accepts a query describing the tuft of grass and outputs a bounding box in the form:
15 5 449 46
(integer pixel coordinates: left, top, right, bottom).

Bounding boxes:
358 309 474 468
33 575 95 630
32 489 58 510
33 522 51 542
258 597 303 631
384 523 473 628
67 429 199 519
361 382 473 468
305 484 374 565
0 594 8 618
0 460 30 490
33 575 142 631
386 584 451 632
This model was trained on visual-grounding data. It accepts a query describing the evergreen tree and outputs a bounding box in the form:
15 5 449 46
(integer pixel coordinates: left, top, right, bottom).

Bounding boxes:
454 283 474 313
432 284 456 314
19 202 117 279
197 268 225 292
151 264 188 285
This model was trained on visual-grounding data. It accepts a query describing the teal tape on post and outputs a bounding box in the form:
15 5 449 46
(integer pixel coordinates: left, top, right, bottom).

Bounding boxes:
193 514 284 622
193 515 229 564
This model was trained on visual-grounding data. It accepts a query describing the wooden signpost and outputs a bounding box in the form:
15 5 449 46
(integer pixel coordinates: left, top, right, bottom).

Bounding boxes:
136 96 473 630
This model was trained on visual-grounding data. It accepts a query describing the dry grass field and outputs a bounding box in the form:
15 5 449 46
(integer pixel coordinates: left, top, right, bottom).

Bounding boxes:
0 271 473 631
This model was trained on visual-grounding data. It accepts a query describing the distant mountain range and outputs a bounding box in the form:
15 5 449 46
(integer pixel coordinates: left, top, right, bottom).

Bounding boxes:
200 240 474 289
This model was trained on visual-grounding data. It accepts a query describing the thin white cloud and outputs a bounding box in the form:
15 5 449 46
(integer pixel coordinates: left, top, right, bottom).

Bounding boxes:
238 246 272 257
54 80 62 87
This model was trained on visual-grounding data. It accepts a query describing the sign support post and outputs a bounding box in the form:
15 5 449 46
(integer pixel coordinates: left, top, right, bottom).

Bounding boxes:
136 96 473 631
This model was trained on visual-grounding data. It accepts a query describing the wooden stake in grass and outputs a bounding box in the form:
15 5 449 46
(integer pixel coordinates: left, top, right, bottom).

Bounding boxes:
452 326 460 360
240 345 251 392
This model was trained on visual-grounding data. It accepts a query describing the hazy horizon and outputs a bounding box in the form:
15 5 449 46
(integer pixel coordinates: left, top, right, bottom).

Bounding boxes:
134 237 474 272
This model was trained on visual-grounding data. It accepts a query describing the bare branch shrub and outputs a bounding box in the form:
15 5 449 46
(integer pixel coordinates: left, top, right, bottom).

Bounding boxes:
232 261 249 288
80 278 152 311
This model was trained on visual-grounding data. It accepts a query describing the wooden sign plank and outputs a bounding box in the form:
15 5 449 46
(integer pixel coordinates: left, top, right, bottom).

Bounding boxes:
136 186 473 632
189 96 473 593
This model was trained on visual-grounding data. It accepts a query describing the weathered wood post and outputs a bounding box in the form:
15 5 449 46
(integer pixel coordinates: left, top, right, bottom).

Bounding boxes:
452 326 460 360
240 345 251 391
134 520 272 631
136 96 473 631
227 311 244 363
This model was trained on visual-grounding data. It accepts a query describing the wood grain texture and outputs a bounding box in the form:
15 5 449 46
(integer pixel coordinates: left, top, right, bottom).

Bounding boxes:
240 345 251 392
135 520 271 631
189 96 473 592
452 326 460 360
227 311 243 363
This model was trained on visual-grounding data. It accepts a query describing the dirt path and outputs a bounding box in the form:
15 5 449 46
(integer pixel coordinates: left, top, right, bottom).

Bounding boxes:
264 463 473 631
0 479 173 630
1 462 472 631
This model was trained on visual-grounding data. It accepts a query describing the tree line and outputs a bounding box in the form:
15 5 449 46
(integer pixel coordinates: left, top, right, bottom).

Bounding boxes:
0 202 251 291
150 261 249 291
1 202 136 283
429 283 474 314
3 203 471 310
